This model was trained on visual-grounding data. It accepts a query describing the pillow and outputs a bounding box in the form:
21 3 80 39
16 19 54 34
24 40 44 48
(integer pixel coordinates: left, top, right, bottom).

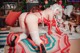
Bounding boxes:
5 11 21 26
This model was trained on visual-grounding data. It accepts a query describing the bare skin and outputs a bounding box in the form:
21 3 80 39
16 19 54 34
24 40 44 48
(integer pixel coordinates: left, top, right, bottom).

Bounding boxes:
19 4 63 53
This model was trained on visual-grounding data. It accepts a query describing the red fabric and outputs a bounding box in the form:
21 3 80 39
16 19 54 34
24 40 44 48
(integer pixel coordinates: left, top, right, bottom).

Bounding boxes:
43 18 52 35
43 18 62 35
38 17 56 35
5 11 21 26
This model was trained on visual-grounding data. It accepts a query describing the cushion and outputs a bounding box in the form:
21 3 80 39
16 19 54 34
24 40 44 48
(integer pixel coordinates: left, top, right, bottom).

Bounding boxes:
5 11 21 26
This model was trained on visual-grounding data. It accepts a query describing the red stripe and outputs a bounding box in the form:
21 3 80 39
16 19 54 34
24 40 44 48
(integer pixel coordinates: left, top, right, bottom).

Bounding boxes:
27 38 37 46
7 33 11 45
14 46 16 53
61 35 70 53
8 47 12 53
52 40 61 53
14 34 20 45
61 35 67 53
18 43 25 53
40 45 42 53
10 33 14 42
7 33 14 45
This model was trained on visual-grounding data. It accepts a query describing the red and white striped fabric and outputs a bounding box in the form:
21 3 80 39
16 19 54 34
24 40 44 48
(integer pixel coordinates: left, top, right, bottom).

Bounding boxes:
6 31 70 53
6 15 70 53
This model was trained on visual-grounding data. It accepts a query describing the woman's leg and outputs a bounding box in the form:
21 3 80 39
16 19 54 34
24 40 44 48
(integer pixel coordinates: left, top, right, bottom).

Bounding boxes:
30 31 46 53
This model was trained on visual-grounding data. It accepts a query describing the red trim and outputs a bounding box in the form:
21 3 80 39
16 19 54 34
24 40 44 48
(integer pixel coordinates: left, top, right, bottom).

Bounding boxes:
18 43 25 53
61 35 70 53
8 47 12 53
27 38 37 46
14 46 16 53
14 34 20 45
7 33 14 45
52 40 61 53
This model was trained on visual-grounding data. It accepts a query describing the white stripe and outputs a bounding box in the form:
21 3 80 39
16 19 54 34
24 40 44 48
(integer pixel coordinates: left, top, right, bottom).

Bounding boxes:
0 48 4 53
0 38 7 40
0 34 8 36
0 42 6 45
0 31 10 33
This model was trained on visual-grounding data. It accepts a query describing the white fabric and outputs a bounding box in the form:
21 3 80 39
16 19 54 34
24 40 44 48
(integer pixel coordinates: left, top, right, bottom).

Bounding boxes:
50 4 62 12
0 48 4 53
27 0 39 3
64 5 73 17
50 4 63 21
65 31 80 39
76 25 80 33
0 31 9 45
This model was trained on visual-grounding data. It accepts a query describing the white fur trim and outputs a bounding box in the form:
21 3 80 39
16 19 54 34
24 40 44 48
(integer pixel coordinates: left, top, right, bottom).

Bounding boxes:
50 4 63 13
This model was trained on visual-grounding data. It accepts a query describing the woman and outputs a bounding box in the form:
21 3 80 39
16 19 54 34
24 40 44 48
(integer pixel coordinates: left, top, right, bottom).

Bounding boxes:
19 3 63 53
19 5 41 33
